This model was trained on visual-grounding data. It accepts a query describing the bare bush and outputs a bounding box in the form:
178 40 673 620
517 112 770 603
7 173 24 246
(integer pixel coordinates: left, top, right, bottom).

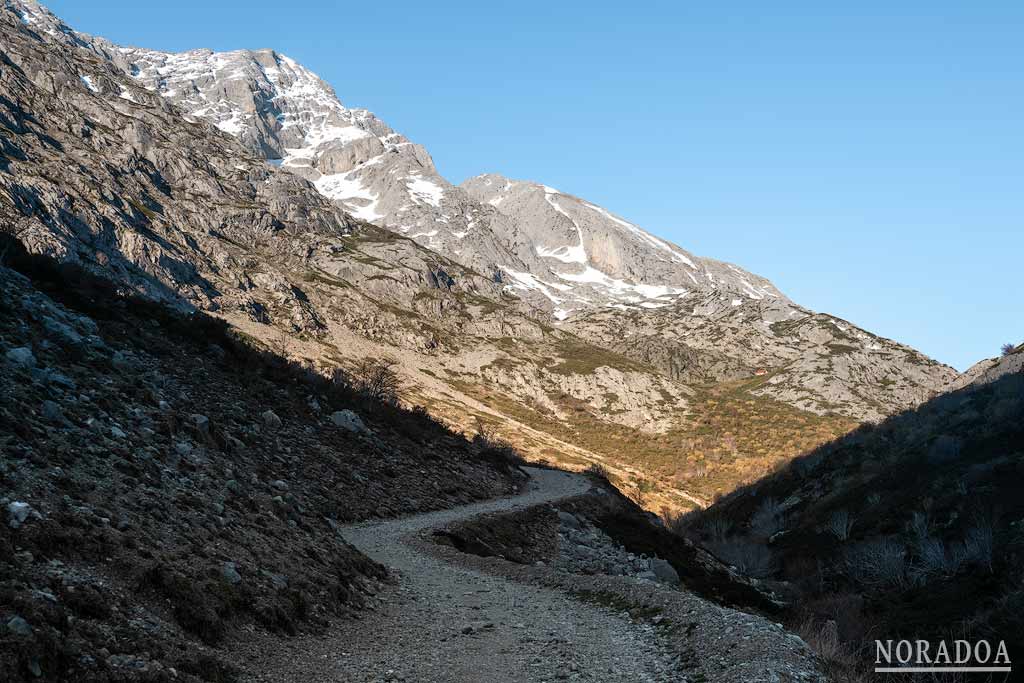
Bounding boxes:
750 497 785 538
663 508 701 536
962 518 995 572
842 539 907 588
1001 342 1017 356
796 618 843 662
827 509 855 541
707 539 774 578
351 356 402 405
472 424 525 472
585 462 611 481
702 515 733 541
927 434 962 463
908 510 930 541
911 536 964 583
329 366 352 391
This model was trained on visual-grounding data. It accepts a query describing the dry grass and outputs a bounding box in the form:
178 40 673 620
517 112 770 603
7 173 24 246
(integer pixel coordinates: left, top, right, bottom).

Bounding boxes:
452 376 855 508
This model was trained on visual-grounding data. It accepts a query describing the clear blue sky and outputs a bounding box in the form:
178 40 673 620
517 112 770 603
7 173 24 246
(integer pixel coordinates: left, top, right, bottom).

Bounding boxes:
49 1 1023 370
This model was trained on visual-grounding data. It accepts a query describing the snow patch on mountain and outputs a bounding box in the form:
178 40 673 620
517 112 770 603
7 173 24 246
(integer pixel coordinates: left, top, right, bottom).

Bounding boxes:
315 173 382 222
406 176 445 208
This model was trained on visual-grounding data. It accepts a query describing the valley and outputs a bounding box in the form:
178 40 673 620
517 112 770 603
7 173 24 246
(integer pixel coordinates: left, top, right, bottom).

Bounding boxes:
1 1 1019 681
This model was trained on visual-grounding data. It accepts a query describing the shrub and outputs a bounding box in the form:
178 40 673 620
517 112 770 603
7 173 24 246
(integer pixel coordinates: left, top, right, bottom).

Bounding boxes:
472 424 525 473
584 462 612 482
927 434 962 463
663 507 700 536
961 517 995 572
702 515 733 541
842 539 907 588
827 509 855 541
350 356 403 405
911 536 962 583
750 497 785 538
1001 342 1017 356
707 538 774 578
908 510 930 541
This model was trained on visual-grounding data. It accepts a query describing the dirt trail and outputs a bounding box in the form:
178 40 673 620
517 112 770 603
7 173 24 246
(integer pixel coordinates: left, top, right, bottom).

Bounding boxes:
233 468 677 682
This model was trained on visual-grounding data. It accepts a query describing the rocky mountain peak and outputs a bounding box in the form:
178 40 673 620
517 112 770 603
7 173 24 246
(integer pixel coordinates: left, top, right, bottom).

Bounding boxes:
30 9 794 319
462 173 786 319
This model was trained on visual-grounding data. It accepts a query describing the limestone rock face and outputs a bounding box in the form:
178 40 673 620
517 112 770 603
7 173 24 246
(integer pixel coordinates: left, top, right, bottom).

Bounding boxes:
568 294 957 421
949 345 1024 391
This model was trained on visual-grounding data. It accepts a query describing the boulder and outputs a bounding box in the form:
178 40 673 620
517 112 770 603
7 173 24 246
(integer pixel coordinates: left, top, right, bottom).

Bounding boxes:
5 347 36 368
42 317 83 346
557 510 582 530
190 414 210 434
331 409 368 434
262 410 282 429
222 561 242 585
651 558 680 585
5 615 32 637
7 501 32 529
41 400 64 423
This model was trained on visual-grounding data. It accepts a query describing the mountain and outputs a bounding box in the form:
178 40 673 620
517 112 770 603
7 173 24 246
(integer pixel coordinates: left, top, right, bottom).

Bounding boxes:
463 176 954 420
461 174 783 315
1 0 956 515
73 19 954 417
92 41 548 294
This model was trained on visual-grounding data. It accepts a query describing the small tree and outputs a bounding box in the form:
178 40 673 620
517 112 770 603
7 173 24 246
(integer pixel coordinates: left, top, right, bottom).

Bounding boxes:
750 498 785 538
351 356 402 405
329 366 352 392
628 478 654 508
843 539 907 588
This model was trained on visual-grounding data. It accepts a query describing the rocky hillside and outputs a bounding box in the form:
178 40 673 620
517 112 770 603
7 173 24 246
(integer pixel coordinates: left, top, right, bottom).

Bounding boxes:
0 245 524 681
568 295 953 421
99 45 549 289
677 362 1024 679
948 342 1024 391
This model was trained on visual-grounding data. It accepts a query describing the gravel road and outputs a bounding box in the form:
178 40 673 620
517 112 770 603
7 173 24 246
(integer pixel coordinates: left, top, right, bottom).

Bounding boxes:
233 468 679 682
